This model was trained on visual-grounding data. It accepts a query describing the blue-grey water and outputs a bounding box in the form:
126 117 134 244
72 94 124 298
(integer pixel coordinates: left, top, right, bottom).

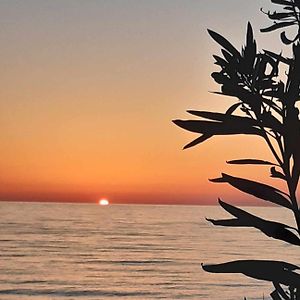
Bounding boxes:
1 202 299 300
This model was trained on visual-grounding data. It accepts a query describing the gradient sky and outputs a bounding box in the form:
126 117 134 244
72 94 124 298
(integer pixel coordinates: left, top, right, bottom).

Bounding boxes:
0 0 289 205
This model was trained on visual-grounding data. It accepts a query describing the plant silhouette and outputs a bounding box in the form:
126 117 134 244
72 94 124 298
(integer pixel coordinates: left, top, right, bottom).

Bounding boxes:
173 0 300 299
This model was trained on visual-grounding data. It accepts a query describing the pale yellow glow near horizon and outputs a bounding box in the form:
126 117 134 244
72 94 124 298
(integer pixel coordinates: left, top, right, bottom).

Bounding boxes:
99 199 109 206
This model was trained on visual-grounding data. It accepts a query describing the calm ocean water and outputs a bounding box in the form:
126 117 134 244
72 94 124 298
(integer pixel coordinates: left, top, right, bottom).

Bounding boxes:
1 202 299 300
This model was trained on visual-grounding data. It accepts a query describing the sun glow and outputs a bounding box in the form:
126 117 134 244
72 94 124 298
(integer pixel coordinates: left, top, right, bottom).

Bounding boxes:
99 199 109 206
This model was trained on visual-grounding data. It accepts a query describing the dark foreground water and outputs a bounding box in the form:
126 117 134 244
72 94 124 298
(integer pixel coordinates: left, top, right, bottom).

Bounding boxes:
1 202 299 299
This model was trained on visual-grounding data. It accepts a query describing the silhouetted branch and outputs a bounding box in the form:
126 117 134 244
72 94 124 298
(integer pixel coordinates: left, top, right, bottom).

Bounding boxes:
210 173 292 208
206 199 300 245
201 260 300 287
174 0 300 297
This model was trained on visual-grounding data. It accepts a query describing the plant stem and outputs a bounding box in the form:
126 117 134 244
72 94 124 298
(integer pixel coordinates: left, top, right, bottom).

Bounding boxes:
262 131 283 167
288 182 300 231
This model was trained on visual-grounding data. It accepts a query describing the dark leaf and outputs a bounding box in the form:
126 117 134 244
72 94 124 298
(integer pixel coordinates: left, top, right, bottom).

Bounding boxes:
201 260 300 287
263 50 291 65
183 134 212 150
209 173 292 208
283 6 295 10
268 12 294 20
172 120 262 136
206 217 242 227
213 55 228 68
226 102 241 115
220 83 282 115
271 0 297 6
187 110 257 126
270 167 286 180
280 31 297 45
221 49 236 64
207 29 241 58
246 22 254 44
211 72 229 84
242 22 257 73
227 159 276 166
261 112 283 134
260 21 297 33
208 200 300 245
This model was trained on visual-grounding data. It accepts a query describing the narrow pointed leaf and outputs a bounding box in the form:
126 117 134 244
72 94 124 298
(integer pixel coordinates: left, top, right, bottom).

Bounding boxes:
268 12 294 20
247 22 254 44
213 55 228 67
260 21 297 33
209 173 292 208
212 200 300 245
202 259 299 272
263 49 291 65
218 199 258 221
227 159 277 166
202 260 300 287
206 217 243 227
211 72 228 84
172 120 262 135
280 31 297 44
183 134 212 149
220 83 282 115
187 110 257 126
207 29 241 58
271 0 297 6
226 102 241 115
221 49 236 64
243 22 256 73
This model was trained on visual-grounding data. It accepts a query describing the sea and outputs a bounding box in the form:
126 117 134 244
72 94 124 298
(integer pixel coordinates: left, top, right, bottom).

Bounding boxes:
1 202 299 300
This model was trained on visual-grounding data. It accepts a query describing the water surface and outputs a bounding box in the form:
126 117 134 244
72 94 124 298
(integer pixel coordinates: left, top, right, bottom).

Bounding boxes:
1 202 298 299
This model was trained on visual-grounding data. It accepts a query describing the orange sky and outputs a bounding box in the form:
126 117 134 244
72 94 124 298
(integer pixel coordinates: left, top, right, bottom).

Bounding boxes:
0 0 291 205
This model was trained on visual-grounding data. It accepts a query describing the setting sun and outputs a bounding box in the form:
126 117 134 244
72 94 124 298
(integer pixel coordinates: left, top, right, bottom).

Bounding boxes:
99 199 109 206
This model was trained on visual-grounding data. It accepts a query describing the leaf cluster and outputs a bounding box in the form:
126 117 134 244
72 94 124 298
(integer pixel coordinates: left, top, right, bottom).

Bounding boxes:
173 1 300 299
261 0 300 44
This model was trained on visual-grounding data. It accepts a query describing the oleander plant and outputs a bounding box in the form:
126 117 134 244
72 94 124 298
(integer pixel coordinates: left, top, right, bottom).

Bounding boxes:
173 0 300 299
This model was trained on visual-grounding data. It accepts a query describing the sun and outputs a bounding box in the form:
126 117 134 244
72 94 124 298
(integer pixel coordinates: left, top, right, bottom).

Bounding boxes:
99 199 109 206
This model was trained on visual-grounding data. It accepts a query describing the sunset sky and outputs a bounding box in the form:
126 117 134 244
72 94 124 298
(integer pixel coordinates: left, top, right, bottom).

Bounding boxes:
0 0 288 205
